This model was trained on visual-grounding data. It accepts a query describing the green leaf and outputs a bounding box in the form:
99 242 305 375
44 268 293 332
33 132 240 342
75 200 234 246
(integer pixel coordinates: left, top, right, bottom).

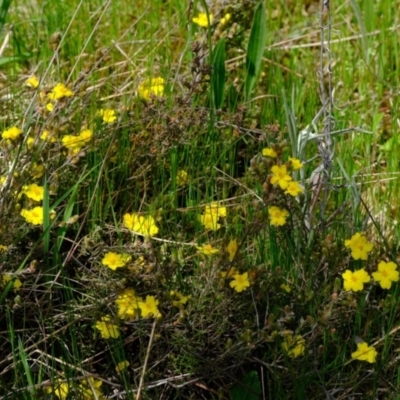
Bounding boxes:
212 39 226 110
0 0 12 36
380 135 400 152
229 370 262 400
245 1 267 101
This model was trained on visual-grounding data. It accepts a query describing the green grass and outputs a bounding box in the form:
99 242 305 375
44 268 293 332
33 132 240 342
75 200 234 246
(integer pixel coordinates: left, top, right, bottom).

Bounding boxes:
1 0 400 398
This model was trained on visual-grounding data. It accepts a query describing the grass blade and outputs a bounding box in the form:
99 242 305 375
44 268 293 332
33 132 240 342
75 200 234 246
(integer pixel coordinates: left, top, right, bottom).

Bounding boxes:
245 1 267 101
212 38 226 110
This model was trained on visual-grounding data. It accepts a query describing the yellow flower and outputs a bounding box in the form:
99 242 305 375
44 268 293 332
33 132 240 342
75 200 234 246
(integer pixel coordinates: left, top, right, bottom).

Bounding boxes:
46 103 54 112
47 83 74 100
0 244 8 252
196 244 219 256
220 267 238 279
342 269 370 292
199 212 220 231
176 170 189 186
344 233 373 260
204 202 227 218
280 283 291 293
26 137 35 149
229 272 250 293
31 163 45 179
45 379 70 399
99 108 117 124
270 165 292 189
21 206 44 225
288 157 303 170
226 239 238 262
61 134 84 151
138 295 161 318
78 377 104 399
351 342 377 363
137 77 165 100
170 290 190 307
2 275 22 291
101 252 131 271
115 288 141 320
372 261 399 289
22 183 44 202
40 130 56 142
268 206 289 226
262 147 277 158
123 213 159 237
115 360 130 373
220 13 231 26
2 126 22 141
95 315 120 339
282 334 305 358
192 12 213 27
78 128 93 144
25 75 39 88
284 181 304 197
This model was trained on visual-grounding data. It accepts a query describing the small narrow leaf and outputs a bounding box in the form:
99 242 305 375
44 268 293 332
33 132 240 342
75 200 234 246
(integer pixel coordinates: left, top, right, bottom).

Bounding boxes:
245 1 267 101
212 39 226 110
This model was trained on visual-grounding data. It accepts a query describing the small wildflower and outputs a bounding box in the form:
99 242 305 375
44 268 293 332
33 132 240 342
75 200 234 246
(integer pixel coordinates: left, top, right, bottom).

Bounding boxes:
229 272 250 293
2 126 22 141
284 181 304 197
270 165 292 189
78 128 93 144
2 275 22 291
345 233 373 260
199 212 220 231
268 206 289 226
123 213 159 237
101 252 131 271
226 239 238 262
342 269 370 292
31 163 45 179
220 13 231 26
282 334 305 358
46 103 54 112
26 137 35 149
204 202 227 218
288 157 303 170
115 360 130 373
176 170 189 186
0 244 8 252
40 130 56 142
78 377 104 399
95 315 120 339
98 108 117 124
196 244 219 256
170 290 190 307
192 12 213 27
138 77 165 100
372 261 399 289
280 283 291 293
47 83 74 100
351 342 377 363
25 75 39 88
138 295 161 318
21 206 44 225
262 147 277 158
22 184 44 202
220 267 238 279
45 379 70 399
115 288 141 320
